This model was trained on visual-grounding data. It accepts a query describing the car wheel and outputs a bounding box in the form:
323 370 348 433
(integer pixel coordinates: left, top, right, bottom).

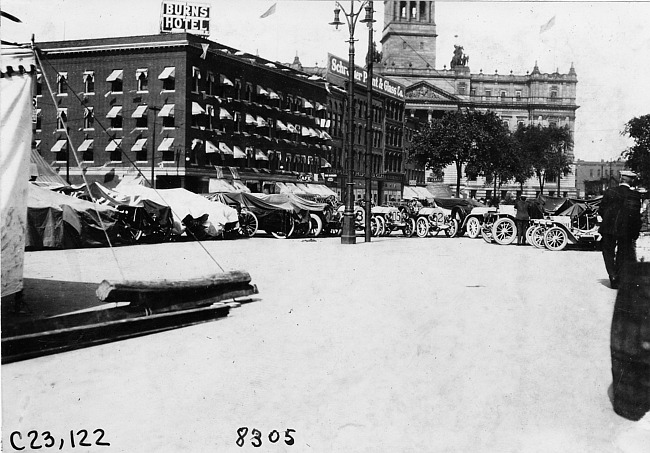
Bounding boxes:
308 213 323 237
416 217 429 238
531 225 547 249
466 217 481 239
492 217 517 245
544 226 568 251
239 210 258 238
270 216 295 239
445 219 459 237
402 218 415 237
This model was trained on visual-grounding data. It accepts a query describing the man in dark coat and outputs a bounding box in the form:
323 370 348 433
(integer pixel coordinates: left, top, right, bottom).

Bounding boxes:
599 171 643 289
514 195 530 245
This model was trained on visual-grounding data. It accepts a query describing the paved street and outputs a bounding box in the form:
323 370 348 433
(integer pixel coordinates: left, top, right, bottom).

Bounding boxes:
1 234 644 452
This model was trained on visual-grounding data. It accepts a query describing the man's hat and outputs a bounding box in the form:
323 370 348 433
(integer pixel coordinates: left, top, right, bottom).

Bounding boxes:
620 170 637 178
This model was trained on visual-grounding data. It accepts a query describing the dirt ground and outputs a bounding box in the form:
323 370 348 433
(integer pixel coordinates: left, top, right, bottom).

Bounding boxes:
2 234 649 452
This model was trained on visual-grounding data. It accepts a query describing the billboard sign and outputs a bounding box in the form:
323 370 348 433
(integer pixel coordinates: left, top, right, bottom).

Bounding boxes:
160 1 210 36
327 54 405 99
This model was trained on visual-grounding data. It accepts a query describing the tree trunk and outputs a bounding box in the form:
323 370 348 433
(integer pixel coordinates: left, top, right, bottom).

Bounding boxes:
455 161 462 197
538 171 545 194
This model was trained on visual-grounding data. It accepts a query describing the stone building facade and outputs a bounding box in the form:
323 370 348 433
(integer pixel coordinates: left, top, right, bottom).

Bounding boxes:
377 0 580 199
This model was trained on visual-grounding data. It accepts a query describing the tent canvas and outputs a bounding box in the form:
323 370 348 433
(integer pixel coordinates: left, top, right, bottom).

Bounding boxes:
26 184 118 250
1 47 35 296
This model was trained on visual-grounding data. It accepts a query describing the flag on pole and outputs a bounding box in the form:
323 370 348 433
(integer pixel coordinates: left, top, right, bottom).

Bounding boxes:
260 3 276 19
540 16 556 34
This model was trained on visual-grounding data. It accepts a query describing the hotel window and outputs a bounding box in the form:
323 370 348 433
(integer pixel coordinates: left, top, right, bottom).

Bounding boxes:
470 88 476 96
590 169 593 178
419 42 424 50
500 90 507 99
458 82 466 95
285 95 293 111
234 78 242 100
78 138 94 162
158 104 175 128
550 86 558 98
132 104 148 128
403 42 407 50
400 2 407 19
106 105 123 129
106 69 123 93
206 72 215 96
83 71 94 94
57 73 68 95
485 89 491 97
136 68 148 92
245 83 253 102
515 90 522 100
107 138 123 163
158 66 175 91
56 108 68 130
192 66 201 93
83 107 94 129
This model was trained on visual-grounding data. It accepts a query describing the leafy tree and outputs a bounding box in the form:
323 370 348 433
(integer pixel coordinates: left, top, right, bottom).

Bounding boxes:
466 112 520 196
408 109 489 197
622 114 650 187
513 123 573 194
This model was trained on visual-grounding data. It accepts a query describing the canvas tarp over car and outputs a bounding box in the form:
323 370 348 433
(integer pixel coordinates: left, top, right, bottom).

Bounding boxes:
26 184 118 250
207 192 294 215
109 184 238 236
254 193 328 213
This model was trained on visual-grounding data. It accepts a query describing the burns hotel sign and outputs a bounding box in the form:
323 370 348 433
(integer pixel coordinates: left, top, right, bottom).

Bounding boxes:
160 1 210 36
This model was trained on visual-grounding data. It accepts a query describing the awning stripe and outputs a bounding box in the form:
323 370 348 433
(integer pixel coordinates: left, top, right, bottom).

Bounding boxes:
158 66 175 79
131 138 147 151
106 69 123 82
105 138 122 152
158 104 175 117
192 102 206 115
106 105 122 118
51 139 67 152
78 139 94 152
131 105 148 118
158 137 174 151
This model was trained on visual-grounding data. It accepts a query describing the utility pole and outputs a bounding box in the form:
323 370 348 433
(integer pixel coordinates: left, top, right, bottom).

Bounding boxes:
150 106 160 189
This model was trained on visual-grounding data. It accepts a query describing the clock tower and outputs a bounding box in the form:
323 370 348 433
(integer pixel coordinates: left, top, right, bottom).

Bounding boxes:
380 0 437 69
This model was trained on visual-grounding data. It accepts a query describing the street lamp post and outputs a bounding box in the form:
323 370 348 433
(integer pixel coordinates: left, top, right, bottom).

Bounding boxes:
330 0 374 245
363 1 375 243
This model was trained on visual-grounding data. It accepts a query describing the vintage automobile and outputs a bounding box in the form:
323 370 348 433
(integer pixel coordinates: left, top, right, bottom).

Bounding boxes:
413 206 459 238
526 199 601 251
478 204 518 245
372 205 413 236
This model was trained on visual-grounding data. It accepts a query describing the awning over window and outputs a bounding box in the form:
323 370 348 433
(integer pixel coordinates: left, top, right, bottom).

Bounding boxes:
219 142 234 155
135 68 148 79
275 120 288 131
106 69 123 82
192 102 205 115
57 72 67 82
106 105 122 118
316 102 326 111
255 149 268 161
191 138 203 150
205 140 219 154
158 66 175 80
303 99 314 109
57 108 67 118
256 116 268 127
286 123 298 133
320 130 333 140
233 146 246 159
205 104 215 117
256 85 269 96
158 104 175 117
245 113 256 125
83 70 94 81
219 108 233 120
105 138 122 152
131 105 148 118
267 88 280 100
192 66 201 79
320 158 332 168
219 74 233 86
34 139 41 149
78 139 93 152
158 137 174 151
51 139 67 152
132 138 147 151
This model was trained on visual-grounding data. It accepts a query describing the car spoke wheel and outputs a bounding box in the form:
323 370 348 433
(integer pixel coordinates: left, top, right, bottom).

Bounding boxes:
466 217 481 239
372 216 385 237
416 217 429 238
544 226 568 251
525 224 536 245
445 219 459 237
239 210 258 238
402 218 415 237
531 225 547 249
492 217 516 245
308 213 323 237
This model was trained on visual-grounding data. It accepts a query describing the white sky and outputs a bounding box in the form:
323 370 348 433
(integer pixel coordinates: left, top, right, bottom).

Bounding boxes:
2 0 649 162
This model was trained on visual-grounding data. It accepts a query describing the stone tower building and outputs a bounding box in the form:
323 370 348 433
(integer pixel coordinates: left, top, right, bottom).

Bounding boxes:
381 1 437 70
377 0 580 198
